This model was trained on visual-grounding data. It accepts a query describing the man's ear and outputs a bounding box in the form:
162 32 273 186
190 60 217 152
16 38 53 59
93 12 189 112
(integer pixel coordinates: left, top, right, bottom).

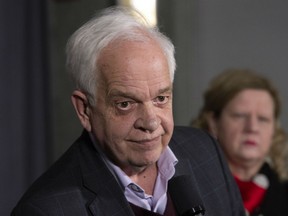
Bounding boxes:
71 90 92 132
205 112 218 138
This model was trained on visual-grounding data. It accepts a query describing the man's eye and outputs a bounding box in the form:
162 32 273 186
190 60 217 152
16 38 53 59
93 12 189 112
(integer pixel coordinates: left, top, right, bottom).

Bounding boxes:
116 101 132 110
154 96 169 105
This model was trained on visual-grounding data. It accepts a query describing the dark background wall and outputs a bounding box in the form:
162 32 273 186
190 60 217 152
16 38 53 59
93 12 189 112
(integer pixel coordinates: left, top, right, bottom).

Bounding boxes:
1 0 288 215
49 0 116 161
0 0 49 214
158 0 288 130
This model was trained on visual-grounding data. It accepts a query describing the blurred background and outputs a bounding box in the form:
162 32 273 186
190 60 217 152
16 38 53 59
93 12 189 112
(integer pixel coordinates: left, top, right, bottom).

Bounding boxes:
1 0 288 215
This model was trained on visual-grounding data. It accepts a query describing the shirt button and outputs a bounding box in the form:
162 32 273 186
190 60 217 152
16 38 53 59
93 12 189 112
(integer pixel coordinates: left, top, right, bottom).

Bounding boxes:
130 184 139 191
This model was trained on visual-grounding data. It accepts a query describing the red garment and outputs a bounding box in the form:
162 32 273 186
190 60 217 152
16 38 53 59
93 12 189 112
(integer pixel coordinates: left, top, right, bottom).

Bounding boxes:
234 174 269 214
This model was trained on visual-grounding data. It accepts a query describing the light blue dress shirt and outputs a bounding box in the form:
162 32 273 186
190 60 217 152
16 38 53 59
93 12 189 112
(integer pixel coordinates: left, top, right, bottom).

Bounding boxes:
90 133 178 214
106 147 178 214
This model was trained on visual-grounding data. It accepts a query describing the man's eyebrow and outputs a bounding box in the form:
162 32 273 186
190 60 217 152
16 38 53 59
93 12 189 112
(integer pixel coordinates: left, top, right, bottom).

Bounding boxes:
107 89 135 99
107 86 173 100
158 86 173 94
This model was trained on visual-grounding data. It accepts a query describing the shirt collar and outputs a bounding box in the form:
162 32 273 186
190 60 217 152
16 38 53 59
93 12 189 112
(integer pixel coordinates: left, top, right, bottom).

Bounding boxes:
105 146 178 189
89 131 178 188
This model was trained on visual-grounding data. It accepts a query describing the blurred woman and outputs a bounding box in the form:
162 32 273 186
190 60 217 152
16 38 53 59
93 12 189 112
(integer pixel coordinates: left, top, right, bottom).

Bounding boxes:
192 69 288 216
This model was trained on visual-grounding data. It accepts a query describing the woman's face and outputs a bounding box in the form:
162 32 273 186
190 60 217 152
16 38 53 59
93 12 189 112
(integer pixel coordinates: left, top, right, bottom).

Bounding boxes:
209 89 275 168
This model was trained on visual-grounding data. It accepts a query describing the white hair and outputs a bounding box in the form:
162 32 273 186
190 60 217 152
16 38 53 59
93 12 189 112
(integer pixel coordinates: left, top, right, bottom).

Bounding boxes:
66 6 176 105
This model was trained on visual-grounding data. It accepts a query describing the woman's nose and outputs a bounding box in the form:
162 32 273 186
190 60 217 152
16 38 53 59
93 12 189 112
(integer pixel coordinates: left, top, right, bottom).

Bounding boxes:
245 115 259 132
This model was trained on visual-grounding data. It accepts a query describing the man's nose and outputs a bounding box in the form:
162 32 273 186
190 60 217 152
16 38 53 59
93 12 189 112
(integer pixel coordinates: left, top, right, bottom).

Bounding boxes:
134 103 160 132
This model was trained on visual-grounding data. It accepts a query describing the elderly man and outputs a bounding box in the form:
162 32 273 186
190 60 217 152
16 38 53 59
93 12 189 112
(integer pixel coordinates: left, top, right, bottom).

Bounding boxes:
12 6 245 216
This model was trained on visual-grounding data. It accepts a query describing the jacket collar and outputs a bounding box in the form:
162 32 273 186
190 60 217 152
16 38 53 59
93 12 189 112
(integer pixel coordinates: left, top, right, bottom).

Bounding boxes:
77 130 135 216
77 130 200 216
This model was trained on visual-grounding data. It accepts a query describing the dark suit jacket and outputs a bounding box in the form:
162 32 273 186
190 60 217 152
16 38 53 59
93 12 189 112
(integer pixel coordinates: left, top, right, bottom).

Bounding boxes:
11 126 245 215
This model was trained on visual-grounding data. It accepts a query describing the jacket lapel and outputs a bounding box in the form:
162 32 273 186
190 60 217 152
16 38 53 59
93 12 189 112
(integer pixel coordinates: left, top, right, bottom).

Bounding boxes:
85 171 134 216
77 131 135 216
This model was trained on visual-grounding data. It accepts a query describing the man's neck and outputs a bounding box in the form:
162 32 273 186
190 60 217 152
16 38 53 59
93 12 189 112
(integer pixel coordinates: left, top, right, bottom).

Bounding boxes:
126 163 158 195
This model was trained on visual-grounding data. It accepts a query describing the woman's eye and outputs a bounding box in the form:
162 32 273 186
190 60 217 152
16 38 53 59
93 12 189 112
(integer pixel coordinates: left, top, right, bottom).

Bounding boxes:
231 113 246 119
235 113 245 118
258 116 271 123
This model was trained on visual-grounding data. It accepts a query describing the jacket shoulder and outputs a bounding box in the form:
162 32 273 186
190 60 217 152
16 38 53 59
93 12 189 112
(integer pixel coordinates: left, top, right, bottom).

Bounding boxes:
170 126 246 216
170 126 218 157
12 131 96 214
172 126 212 141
